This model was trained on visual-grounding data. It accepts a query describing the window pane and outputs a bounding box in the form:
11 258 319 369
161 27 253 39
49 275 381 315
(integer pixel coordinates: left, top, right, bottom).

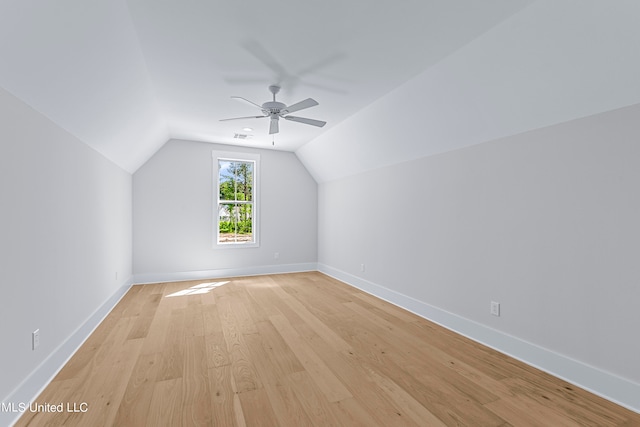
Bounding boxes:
218 160 254 202
218 203 234 243
237 203 252 240
218 203 253 244
218 160 233 200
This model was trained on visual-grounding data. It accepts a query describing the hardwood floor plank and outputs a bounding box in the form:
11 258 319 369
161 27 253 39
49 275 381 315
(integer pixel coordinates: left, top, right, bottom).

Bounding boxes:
278 288 352 352
156 307 185 381
264 382 315 427
127 292 162 340
340 303 512 425
200 281 219 306
205 331 231 369
243 280 283 320
145 378 182 427
209 365 245 427
108 285 142 318
181 335 213 425
255 319 305 377
16 272 640 427
261 286 307 326
140 299 172 356
269 314 352 403
184 295 206 337
350 290 420 322
401 321 515 397
284 371 344 427
499 377 628 427
217 294 262 393
13 378 78 427
237 387 280 427
362 362 448 427
278 279 347 321
72 338 144 427
484 393 586 427
226 292 260 335
318 351 421 427
244 330 291 387
331 397 383 427
202 302 223 336
112 352 160 426
280 273 353 304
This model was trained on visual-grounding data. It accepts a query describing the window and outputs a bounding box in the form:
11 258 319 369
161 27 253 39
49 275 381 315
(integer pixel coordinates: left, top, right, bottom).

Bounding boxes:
213 151 259 247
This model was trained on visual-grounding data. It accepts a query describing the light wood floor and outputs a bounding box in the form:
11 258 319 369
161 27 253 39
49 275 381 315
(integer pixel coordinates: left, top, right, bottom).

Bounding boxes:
16 272 640 426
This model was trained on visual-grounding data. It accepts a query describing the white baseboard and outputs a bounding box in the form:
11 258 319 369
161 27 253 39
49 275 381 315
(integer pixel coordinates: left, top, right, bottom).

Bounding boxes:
132 262 318 285
1 278 134 427
318 263 640 415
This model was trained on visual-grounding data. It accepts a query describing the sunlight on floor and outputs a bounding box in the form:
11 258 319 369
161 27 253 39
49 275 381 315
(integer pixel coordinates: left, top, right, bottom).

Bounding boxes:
165 281 230 297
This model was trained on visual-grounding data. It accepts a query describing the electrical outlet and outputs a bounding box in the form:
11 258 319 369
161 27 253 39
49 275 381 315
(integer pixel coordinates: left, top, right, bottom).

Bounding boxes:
32 329 40 350
360 263 365 272
274 252 279 259
491 301 500 317
115 271 118 281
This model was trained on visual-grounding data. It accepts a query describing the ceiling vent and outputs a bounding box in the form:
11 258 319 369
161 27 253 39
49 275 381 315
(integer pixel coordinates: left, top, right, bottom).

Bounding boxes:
233 133 251 139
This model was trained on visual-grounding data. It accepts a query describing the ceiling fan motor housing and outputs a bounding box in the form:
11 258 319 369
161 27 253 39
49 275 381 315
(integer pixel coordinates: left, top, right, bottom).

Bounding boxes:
261 101 286 114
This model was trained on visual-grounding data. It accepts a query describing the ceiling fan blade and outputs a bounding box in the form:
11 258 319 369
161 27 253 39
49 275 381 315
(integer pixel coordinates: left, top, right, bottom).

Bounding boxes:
281 98 318 114
220 115 267 122
242 40 288 80
296 52 346 77
269 118 279 134
300 80 348 95
231 96 264 109
224 77 270 85
283 115 326 128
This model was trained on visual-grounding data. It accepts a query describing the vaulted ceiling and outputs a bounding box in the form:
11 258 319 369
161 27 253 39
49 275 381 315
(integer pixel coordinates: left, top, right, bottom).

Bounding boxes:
0 0 530 172
1 1 639 181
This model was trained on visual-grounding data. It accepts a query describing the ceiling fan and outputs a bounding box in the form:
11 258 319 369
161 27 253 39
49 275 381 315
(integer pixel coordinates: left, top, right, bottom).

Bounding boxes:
220 85 326 135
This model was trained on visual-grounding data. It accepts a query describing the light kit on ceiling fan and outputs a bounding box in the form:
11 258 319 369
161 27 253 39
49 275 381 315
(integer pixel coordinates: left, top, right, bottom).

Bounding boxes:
220 85 326 136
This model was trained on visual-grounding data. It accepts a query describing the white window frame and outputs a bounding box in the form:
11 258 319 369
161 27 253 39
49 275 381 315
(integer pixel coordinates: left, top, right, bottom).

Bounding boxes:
212 151 260 248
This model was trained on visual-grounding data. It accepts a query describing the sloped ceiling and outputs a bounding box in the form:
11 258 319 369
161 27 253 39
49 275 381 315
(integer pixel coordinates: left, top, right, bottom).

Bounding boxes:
0 0 531 173
1 1 638 180
298 0 640 182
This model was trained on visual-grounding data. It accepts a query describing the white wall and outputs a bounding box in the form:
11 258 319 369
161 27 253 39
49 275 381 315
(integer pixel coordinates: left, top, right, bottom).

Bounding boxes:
318 104 640 406
298 1 640 183
0 87 133 404
133 139 317 278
